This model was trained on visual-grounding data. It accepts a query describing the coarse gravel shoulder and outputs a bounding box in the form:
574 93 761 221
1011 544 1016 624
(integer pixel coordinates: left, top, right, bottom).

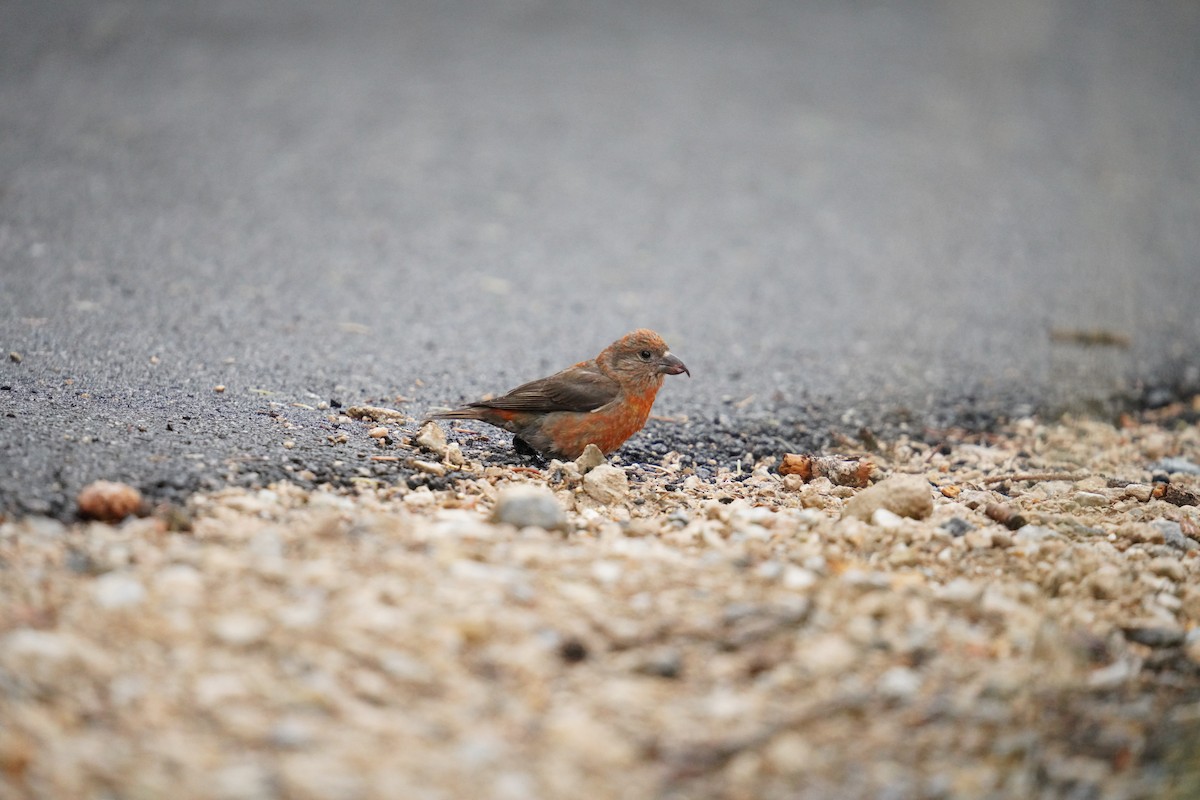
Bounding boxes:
3 398 1200 799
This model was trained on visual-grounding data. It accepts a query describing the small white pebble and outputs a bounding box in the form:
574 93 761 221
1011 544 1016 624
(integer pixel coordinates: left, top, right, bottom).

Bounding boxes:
1073 491 1110 508
757 560 784 580
871 508 905 529
212 613 269 647
591 560 623 584
92 572 146 609
783 566 817 590
877 666 922 699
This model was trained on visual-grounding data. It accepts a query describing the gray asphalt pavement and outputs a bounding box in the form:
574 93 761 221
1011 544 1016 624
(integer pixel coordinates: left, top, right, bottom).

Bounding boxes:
3 0 1199 517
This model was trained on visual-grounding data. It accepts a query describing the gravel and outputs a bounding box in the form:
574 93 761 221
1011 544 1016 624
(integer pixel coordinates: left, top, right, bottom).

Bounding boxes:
3 399 1200 798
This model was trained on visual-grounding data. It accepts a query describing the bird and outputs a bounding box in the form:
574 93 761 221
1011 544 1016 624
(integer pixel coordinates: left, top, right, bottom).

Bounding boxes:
429 328 689 460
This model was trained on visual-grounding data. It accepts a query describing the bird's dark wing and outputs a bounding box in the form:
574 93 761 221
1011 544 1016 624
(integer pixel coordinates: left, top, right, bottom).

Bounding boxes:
469 364 619 414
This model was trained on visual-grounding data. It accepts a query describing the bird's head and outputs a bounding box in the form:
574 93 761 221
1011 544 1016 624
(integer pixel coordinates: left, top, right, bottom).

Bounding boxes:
604 329 690 384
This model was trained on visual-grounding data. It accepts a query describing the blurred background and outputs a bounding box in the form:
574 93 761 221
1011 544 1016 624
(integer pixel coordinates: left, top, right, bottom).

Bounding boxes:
3 0 1200 510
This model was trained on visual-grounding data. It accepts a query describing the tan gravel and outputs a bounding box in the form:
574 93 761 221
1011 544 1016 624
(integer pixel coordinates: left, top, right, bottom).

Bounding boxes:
3 403 1200 799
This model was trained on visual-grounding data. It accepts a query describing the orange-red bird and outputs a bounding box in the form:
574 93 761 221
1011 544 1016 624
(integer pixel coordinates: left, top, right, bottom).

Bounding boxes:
430 329 689 460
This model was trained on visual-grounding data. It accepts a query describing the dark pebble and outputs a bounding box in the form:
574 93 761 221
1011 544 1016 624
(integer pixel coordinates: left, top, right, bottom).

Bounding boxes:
559 638 588 664
1143 387 1175 409
635 650 682 679
940 517 975 537
1160 484 1200 508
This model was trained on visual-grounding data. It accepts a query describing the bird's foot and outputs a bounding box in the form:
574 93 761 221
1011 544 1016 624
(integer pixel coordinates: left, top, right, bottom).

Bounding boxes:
512 437 548 466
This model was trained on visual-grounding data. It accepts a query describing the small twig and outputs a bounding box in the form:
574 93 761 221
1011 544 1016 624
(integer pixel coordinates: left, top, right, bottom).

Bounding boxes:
1049 328 1131 348
450 426 491 438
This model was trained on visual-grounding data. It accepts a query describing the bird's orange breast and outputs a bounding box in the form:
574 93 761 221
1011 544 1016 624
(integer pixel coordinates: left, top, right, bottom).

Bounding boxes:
540 383 660 458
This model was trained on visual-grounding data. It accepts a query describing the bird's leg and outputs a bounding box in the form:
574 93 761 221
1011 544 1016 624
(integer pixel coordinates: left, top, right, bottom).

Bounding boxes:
512 436 547 465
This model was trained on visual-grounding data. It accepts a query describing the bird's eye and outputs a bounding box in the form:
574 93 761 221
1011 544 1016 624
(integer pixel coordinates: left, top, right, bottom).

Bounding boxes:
639 349 653 361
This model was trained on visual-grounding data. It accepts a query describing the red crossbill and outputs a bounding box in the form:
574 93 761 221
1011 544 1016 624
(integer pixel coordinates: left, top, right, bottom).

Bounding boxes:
430 329 689 460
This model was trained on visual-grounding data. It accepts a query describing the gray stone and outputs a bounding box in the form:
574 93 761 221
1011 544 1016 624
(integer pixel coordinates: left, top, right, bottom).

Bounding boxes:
1149 457 1200 476
490 486 567 531
1122 626 1185 648
1151 519 1199 552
